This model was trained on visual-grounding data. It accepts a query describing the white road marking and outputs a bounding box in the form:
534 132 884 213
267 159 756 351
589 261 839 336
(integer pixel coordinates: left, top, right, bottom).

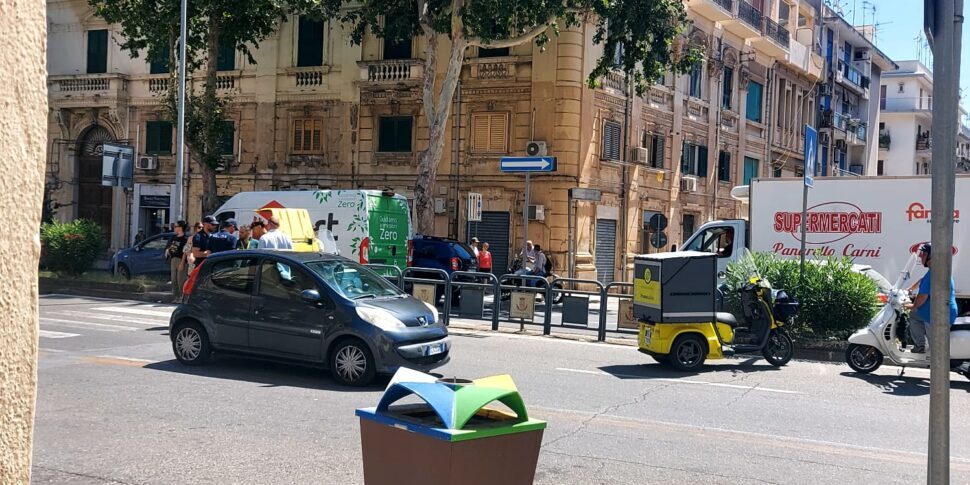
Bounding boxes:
97 355 155 364
39 330 80 339
52 310 167 326
555 367 801 395
40 318 136 332
39 348 67 353
91 306 173 318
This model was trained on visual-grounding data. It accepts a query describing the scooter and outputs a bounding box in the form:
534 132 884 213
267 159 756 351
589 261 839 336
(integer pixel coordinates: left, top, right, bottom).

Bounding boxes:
845 253 970 379
638 250 798 371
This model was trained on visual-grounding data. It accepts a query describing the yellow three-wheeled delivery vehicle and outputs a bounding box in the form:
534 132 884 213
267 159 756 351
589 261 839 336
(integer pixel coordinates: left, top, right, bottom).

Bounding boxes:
634 251 798 371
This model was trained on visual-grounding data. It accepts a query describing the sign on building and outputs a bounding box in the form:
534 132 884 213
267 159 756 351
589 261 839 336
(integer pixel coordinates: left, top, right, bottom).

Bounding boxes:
467 193 483 222
102 143 134 188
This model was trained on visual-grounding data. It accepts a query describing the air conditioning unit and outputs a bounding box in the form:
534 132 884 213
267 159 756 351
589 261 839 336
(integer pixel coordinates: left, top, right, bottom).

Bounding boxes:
215 155 233 172
680 175 698 193
835 139 848 151
819 84 833 96
528 204 545 221
632 147 650 163
854 50 871 61
819 133 830 145
526 141 547 157
135 155 157 171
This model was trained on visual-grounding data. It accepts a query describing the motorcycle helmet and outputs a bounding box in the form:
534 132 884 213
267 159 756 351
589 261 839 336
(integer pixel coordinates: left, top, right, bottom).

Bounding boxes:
919 242 931 255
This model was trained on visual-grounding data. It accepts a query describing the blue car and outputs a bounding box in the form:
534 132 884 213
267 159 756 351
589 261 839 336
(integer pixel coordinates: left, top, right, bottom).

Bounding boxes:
112 232 174 280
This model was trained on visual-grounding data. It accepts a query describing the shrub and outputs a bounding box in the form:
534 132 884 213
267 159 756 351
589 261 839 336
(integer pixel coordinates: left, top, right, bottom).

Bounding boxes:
725 252 881 340
40 219 105 276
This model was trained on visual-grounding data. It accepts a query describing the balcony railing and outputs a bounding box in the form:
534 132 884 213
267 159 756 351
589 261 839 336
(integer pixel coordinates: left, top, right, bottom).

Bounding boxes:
49 74 129 97
882 96 933 112
602 71 627 92
738 1 762 29
763 17 790 46
838 60 869 89
852 122 867 141
878 130 891 149
832 112 849 131
917 137 932 151
360 59 423 83
713 0 734 11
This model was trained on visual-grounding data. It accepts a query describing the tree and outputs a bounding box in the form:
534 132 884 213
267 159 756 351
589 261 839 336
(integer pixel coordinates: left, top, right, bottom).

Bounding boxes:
317 0 696 234
90 0 309 215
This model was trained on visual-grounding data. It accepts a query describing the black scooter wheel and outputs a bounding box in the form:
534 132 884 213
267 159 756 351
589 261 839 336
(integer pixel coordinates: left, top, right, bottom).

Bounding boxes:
846 344 883 374
763 329 794 367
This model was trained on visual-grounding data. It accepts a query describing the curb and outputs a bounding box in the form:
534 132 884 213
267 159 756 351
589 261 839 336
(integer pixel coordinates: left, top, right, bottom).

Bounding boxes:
39 279 174 304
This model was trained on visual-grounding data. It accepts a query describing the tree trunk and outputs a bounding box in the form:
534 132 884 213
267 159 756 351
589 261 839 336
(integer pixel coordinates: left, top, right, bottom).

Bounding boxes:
198 17 222 216
413 35 467 235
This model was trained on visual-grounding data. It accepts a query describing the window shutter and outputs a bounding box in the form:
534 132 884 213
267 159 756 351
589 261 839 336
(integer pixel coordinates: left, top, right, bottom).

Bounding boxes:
681 142 690 173
297 17 325 67
311 120 322 152
602 121 621 160
472 114 489 152
489 113 507 152
652 135 665 168
87 30 108 74
698 146 708 177
293 120 304 151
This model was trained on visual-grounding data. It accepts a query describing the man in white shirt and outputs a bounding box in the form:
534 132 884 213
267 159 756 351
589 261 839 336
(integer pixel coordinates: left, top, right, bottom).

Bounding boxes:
470 237 480 258
257 216 294 250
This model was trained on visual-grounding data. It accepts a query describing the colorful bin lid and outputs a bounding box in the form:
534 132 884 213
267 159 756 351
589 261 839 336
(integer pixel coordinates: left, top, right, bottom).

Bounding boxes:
356 368 546 442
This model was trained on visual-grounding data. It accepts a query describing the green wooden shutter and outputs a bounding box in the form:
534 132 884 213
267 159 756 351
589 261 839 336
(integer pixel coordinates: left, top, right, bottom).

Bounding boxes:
87 30 108 74
217 41 236 71
698 146 709 177
149 44 170 74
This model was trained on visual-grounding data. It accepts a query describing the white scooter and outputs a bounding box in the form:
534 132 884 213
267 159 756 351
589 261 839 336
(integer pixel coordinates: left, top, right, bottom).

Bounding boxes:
845 253 970 378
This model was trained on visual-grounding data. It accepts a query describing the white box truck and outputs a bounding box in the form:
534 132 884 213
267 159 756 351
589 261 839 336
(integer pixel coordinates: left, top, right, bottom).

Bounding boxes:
682 176 969 306
213 189 412 269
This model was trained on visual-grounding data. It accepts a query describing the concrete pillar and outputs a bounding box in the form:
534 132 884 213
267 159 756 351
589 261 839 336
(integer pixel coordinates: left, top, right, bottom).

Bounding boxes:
0 0 46 481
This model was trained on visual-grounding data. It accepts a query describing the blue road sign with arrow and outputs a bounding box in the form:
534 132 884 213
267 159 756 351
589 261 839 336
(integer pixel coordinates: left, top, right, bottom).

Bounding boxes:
500 156 557 173
804 124 817 188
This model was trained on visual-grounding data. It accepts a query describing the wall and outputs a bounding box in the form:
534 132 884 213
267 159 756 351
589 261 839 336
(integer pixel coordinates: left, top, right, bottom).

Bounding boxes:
0 0 46 481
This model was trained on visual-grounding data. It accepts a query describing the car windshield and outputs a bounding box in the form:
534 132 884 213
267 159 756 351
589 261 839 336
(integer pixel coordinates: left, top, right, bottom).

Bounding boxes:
305 260 404 300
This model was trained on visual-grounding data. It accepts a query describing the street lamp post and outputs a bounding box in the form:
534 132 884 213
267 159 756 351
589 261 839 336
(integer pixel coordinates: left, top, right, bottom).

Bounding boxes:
172 0 188 223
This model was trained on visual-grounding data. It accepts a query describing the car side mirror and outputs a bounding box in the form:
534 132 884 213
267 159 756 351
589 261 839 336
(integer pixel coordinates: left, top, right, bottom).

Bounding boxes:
718 271 726 279
301 289 321 304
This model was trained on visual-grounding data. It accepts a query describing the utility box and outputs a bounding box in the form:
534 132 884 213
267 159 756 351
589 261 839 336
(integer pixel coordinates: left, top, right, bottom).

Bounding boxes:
633 251 716 324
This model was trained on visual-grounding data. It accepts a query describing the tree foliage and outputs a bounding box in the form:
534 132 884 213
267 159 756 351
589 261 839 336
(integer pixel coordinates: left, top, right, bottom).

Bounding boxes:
40 219 106 276
314 0 696 234
89 0 307 214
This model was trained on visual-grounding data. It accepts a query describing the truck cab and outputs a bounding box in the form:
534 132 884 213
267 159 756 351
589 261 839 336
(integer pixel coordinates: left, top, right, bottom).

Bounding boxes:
681 219 749 278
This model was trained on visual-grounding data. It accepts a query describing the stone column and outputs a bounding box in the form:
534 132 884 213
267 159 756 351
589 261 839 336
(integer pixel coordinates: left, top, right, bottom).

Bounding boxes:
0 0 46 482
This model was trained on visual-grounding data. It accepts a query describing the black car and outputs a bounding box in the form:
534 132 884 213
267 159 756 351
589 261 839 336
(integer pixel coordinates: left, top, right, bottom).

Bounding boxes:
169 250 450 386
408 235 478 302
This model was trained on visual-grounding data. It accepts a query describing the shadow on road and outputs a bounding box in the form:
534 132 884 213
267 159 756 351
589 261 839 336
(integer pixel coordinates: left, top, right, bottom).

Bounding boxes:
599 358 781 380
840 371 970 396
143 356 388 392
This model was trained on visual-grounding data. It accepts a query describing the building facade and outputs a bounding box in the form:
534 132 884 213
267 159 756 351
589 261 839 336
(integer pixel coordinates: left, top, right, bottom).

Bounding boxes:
46 0 824 282
810 0 895 177
876 60 970 176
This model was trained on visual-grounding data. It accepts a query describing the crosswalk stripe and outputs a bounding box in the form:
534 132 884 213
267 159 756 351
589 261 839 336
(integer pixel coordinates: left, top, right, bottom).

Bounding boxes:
39 330 80 339
91 306 173 318
40 318 136 332
51 310 167 327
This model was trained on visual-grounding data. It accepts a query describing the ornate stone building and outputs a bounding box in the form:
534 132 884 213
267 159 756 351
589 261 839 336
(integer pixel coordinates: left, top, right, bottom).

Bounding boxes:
45 0 824 282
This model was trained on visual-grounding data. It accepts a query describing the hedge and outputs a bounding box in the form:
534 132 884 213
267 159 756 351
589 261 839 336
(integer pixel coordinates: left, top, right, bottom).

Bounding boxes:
40 219 105 276
724 252 881 340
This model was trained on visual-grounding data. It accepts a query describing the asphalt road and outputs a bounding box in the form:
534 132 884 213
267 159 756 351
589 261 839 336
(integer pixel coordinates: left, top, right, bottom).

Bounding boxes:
32 294 970 484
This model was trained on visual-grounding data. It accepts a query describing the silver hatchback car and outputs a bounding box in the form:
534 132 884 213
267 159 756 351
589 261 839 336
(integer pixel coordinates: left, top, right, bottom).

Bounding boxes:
168 250 450 386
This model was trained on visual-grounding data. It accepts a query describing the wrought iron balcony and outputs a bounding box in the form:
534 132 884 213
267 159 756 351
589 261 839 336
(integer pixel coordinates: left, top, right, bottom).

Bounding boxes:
917 136 932 151
738 1 762 29
714 0 733 11
763 17 790 46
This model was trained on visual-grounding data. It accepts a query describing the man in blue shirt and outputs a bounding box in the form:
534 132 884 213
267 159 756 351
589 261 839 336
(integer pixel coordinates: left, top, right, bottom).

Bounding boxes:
207 219 239 254
906 243 958 353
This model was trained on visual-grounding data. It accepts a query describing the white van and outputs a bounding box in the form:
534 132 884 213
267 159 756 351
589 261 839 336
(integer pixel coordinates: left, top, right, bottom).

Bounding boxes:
214 190 412 269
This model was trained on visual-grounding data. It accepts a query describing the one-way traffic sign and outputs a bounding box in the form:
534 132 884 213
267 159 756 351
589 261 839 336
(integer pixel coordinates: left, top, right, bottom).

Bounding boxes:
500 156 557 172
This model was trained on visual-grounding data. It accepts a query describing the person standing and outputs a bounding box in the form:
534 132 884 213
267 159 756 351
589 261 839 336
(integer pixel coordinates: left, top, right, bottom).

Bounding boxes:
165 221 189 301
478 242 493 274
469 237 480 259
534 244 548 280
906 243 958 353
207 218 239 254
258 215 294 249
248 219 266 249
183 222 203 273
191 216 218 268
236 224 252 250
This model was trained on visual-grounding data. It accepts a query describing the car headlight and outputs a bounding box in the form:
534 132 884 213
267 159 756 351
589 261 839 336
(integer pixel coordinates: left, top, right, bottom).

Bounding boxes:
421 301 438 323
357 306 406 330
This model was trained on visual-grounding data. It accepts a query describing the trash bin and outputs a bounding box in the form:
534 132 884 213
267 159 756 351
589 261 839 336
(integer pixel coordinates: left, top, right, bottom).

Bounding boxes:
356 368 547 485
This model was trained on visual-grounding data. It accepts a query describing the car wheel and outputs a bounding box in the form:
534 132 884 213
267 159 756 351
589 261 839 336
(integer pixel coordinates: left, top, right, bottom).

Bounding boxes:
172 321 211 365
117 263 132 280
330 338 376 387
668 334 708 372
